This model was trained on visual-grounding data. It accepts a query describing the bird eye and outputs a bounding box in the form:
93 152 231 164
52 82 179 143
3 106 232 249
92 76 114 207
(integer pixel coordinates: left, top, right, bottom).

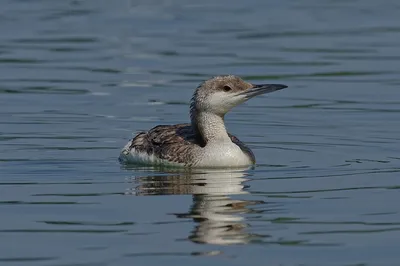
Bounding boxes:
223 85 232 92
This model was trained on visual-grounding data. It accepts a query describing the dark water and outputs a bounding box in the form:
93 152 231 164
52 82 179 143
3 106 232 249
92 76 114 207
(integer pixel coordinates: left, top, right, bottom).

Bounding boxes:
1 0 400 265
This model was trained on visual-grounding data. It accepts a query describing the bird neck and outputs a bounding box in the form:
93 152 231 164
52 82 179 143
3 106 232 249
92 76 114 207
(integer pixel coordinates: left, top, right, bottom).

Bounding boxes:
191 110 230 144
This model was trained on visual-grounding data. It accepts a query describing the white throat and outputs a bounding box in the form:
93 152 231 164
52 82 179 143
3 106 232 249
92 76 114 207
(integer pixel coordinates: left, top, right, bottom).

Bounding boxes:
195 112 231 143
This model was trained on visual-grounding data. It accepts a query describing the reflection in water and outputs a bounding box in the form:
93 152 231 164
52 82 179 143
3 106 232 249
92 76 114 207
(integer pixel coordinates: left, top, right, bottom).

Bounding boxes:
129 169 263 245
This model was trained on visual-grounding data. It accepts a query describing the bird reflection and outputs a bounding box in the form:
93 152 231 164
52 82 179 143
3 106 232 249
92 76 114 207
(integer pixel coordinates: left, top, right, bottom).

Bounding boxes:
127 168 264 245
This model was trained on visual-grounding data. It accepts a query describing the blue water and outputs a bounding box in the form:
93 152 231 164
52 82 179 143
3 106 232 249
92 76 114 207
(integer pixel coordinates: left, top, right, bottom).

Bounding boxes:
1 0 400 265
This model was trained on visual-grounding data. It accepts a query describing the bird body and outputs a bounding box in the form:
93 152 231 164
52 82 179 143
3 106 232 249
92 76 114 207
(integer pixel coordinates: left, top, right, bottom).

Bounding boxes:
120 123 254 168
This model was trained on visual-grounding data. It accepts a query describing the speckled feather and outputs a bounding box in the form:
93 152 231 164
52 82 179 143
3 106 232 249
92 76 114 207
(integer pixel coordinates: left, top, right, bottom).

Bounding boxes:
124 123 255 167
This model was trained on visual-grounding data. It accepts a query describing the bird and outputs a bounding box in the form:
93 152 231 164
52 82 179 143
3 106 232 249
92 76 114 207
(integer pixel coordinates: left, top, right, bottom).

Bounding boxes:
119 75 287 168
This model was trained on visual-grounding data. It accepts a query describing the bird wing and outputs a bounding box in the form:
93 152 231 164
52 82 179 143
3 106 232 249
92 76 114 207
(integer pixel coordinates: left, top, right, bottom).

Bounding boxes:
128 124 202 165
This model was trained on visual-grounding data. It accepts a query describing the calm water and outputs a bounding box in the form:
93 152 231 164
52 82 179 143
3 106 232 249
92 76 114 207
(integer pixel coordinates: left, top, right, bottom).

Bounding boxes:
1 0 400 265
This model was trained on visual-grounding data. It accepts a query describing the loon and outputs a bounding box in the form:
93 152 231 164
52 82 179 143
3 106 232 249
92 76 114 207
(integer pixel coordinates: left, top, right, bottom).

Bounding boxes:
119 75 287 168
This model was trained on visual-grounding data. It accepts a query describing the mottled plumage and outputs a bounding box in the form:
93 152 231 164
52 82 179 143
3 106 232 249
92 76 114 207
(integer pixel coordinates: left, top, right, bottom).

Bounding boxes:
120 123 255 167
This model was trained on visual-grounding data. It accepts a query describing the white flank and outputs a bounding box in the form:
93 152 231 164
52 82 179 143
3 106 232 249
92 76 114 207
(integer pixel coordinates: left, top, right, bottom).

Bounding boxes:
119 141 184 167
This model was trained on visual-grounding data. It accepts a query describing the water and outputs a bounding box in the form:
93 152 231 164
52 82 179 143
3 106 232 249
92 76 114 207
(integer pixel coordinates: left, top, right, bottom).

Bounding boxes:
1 0 400 265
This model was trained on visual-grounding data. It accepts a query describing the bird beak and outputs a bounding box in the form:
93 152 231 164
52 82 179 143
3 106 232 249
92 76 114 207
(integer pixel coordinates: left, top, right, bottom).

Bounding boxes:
240 84 287 98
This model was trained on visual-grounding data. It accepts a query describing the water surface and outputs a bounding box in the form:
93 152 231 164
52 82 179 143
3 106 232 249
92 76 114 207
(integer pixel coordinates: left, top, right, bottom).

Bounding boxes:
1 0 400 265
